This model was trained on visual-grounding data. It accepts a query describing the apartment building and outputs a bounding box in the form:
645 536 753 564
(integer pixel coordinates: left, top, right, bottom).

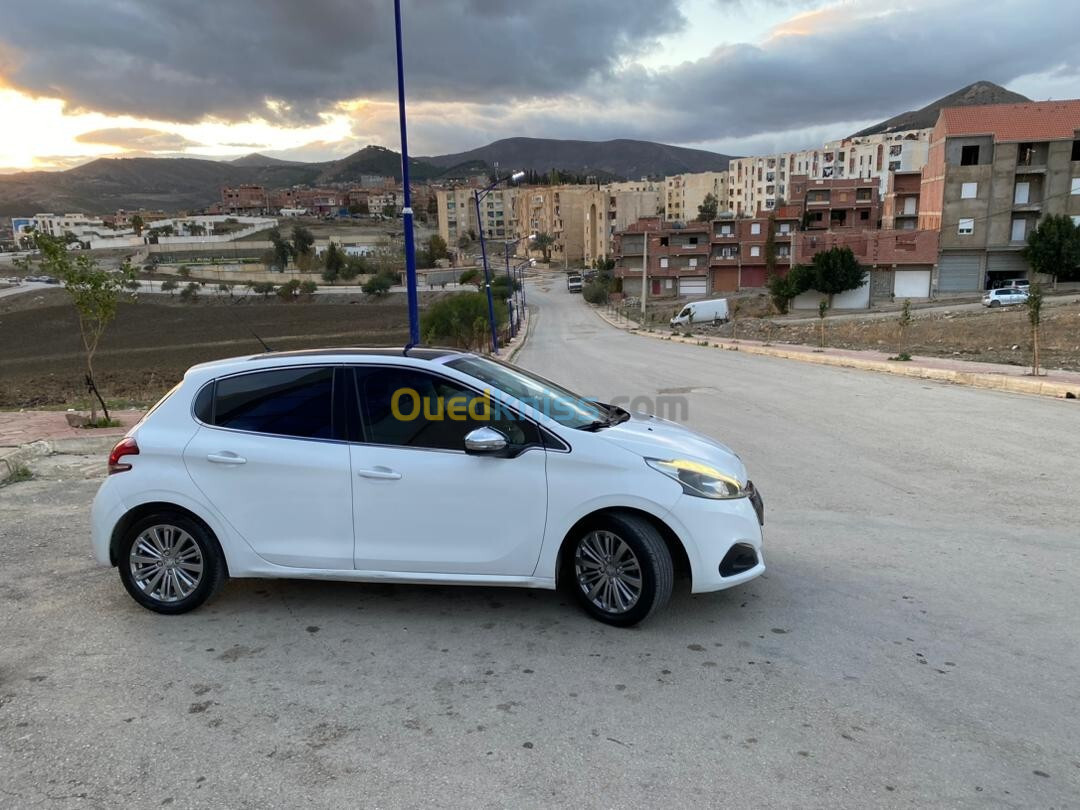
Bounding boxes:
583 183 662 266
881 171 923 230
437 187 518 246
613 220 711 298
221 185 269 215
788 174 881 231
728 149 821 216
919 99 1080 291
823 130 931 184
514 185 590 263
664 172 728 222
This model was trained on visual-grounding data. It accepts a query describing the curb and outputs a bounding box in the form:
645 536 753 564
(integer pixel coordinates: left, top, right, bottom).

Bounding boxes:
0 440 51 480
591 307 1079 401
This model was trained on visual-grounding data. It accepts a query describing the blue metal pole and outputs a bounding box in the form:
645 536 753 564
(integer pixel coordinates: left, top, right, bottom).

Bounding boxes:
474 190 499 354
393 0 420 347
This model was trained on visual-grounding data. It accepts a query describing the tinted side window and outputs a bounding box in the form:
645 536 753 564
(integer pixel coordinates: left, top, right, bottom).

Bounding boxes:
353 367 539 451
214 367 334 439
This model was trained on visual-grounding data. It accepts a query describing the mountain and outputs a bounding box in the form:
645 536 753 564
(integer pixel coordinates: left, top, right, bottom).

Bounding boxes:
313 145 442 184
423 137 733 179
851 81 1030 137
229 153 304 167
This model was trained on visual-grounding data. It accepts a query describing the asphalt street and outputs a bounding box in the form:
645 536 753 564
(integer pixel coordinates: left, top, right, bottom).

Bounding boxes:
1 274 1077 808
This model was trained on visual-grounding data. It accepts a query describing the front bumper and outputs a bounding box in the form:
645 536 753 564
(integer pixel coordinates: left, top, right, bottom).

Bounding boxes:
666 488 765 593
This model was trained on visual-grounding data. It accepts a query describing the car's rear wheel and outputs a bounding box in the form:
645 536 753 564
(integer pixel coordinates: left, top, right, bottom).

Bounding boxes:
570 512 673 626
118 512 226 614
990 300 1001 308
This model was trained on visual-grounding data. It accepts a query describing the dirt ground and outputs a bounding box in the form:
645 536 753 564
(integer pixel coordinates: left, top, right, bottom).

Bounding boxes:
0 289 429 409
681 300 1080 371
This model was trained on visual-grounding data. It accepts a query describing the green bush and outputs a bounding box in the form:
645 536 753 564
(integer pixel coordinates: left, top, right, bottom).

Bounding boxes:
362 272 395 297
179 281 200 302
582 280 610 304
421 293 506 350
458 269 482 287
276 279 302 301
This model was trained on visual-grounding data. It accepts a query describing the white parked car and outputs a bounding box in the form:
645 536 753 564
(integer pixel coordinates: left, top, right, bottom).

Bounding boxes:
91 348 765 626
983 287 1029 307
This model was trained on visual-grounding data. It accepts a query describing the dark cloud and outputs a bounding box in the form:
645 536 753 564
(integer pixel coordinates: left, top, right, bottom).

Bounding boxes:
0 0 684 124
74 127 202 151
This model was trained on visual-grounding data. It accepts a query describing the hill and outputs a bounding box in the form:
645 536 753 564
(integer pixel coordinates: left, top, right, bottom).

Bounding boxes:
851 81 1030 137
423 137 733 178
229 153 304 167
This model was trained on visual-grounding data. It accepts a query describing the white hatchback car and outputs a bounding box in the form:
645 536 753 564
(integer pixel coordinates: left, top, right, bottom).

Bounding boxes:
983 287 1029 307
92 348 765 626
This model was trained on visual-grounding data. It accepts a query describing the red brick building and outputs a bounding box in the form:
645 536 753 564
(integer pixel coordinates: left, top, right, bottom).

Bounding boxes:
221 185 269 215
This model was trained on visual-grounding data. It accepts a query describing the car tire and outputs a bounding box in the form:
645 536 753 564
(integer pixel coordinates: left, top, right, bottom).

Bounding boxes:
118 512 227 615
568 512 674 627
990 300 1001 308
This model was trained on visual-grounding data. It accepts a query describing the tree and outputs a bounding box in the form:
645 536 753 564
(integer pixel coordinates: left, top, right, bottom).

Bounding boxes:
161 278 179 297
187 222 207 237
421 293 507 350
809 247 865 306
33 233 135 423
298 280 318 299
426 195 438 222
322 242 345 284
340 255 365 282
767 264 812 314
696 193 719 222
1027 283 1044 376
427 234 449 264
895 299 913 359
348 201 370 216
817 299 829 349
362 272 395 297
130 214 144 236
177 265 191 279
531 233 555 262
268 228 293 272
457 234 471 250
1023 214 1080 286
251 281 276 298
276 279 302 301
291 226 315 257
582 280 610 304
381 203 397 219
179 281 200 303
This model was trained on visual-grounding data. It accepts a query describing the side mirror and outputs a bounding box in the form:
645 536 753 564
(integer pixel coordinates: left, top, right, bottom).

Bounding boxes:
464 426 509 456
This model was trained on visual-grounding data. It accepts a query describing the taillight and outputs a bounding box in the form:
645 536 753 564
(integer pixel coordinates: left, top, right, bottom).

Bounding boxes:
108 436 139 474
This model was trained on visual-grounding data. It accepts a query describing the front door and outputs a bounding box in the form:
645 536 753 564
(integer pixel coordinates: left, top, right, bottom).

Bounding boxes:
347 366 548 576
183 366 354 570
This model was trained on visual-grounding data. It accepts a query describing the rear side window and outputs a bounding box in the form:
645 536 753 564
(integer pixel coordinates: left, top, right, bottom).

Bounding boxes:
213 367 334 439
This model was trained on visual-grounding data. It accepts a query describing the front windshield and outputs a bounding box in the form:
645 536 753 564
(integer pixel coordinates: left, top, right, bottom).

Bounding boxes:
446 355 608 429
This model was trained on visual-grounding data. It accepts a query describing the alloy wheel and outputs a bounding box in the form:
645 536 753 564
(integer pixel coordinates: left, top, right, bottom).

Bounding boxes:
128 524 204 603
574 530 643 614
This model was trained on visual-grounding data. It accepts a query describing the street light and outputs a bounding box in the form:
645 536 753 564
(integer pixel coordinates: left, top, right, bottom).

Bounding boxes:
474 171 525 354
393 0 420 347
503 232 536 338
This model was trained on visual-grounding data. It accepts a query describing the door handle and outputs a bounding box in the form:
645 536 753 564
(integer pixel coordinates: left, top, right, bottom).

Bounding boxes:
207 452 247 465
356 466 402 480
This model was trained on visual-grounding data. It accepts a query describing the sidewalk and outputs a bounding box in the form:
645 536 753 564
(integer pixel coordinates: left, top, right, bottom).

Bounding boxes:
1 410 141 450
594 307 1080 400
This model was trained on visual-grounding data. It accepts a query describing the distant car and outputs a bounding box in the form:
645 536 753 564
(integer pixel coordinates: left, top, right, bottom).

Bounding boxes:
983 287 1028 307
567 274 583 293
42 276 60 285
671 298 730 327
1000 277 1030 290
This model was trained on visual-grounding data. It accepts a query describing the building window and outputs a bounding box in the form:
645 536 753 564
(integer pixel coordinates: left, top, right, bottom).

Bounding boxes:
1073 140 1080 161
750 246 761 257
1073 215 1080 227
960 145 980 166
750 223 761 235
1015 182 1030 204
888 161 901 172
779 223 790 234
659 257 669 268
961 182 978 199
860 210 870 221
1072 178 1080 195
1011 218 1027 242
957 218 975 235
689 258 698 268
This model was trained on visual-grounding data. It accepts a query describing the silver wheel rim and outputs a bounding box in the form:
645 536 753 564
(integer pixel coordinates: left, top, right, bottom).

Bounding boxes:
574 530 643 614
129 524 204 603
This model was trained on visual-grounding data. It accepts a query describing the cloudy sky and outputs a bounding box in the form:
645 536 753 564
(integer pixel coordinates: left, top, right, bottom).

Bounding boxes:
0 0 1078 171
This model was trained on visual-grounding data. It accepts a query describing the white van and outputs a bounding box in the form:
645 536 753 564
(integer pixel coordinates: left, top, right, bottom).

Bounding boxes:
670 298 729 327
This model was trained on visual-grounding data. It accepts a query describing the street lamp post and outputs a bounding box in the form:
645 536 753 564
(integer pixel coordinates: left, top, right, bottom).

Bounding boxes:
502 233 536 338
393 0 420 347
474 171 524 354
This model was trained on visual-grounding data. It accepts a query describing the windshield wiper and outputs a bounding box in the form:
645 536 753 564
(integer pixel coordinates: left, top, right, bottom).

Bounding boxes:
577 406 630 431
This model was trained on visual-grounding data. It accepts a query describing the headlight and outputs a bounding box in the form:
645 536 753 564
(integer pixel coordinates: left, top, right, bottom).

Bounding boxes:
646 458 747 500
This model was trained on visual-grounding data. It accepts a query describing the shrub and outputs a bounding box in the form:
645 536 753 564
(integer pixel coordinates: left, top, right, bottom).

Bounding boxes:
161 278 179 296
298 280 318 299
458 268 482 287
362 272 395 297
276 279 302 301
421 293 507 350
582 280 610 304
179 281 200 302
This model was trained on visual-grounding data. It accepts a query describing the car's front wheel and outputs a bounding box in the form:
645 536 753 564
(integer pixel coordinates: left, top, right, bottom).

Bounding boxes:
990 300 1001 308
569 512 673 626
118 512 227 614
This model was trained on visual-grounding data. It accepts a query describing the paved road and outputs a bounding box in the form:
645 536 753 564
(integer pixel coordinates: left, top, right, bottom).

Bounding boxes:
1 275 1077 808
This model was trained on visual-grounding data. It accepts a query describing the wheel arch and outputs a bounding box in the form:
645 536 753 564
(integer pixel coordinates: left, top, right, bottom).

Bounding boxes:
110 501 228 576
554 507 691 590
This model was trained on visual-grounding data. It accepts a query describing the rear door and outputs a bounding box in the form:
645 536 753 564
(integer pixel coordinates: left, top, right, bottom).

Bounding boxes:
347 365 548 576
183 365 354 570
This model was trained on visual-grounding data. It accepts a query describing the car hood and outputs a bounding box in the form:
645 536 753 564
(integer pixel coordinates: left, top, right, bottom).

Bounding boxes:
598 412 748 484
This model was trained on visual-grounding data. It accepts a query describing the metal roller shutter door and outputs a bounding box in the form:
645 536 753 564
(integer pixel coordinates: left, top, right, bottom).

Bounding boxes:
938 253 981 292
986 253 1029 275
679 276 707 297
